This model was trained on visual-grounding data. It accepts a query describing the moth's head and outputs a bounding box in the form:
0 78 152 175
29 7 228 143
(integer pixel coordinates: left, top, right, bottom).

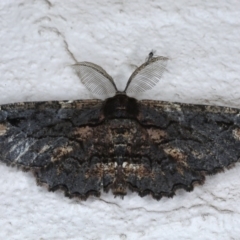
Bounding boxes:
72 52 168 100
103 93 139 118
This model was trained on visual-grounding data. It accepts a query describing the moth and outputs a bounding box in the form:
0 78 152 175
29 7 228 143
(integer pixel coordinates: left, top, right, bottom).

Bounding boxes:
0 53 240 200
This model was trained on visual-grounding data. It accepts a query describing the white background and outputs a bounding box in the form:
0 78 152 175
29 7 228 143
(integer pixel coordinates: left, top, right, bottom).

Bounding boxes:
0 1 240 239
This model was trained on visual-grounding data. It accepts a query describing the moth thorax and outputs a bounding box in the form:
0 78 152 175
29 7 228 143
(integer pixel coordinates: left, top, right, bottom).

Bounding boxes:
103 94 139 119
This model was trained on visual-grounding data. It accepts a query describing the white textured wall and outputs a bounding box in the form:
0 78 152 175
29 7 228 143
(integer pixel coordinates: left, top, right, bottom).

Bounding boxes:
0 1 240 239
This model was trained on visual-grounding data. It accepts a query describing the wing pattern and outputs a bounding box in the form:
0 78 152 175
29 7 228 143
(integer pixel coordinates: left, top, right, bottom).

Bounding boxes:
132 100 240 197
0 100 105 199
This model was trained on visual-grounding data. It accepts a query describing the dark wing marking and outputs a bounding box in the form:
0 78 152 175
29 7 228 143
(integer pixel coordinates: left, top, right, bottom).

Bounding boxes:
0 99 108 199
72 62 117 97
127 100 240 199
124 56 168 94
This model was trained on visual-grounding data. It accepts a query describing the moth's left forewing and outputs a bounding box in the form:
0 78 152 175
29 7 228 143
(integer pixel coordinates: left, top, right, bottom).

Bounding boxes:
0 99 103 165
0 99 105 198
130 99 240 198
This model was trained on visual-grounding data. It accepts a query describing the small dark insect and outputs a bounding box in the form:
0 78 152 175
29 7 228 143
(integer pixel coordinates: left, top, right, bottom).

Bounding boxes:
0 53 240 200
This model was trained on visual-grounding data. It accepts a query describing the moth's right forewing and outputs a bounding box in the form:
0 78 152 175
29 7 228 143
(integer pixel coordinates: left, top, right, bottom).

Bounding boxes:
131 99 240 197
137 99 240 173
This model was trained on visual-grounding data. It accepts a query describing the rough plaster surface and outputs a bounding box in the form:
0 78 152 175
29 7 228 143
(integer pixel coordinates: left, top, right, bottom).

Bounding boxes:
0 1 240 239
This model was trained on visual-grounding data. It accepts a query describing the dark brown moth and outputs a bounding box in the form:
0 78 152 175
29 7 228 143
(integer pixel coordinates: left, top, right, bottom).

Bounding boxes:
0 53 240 200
